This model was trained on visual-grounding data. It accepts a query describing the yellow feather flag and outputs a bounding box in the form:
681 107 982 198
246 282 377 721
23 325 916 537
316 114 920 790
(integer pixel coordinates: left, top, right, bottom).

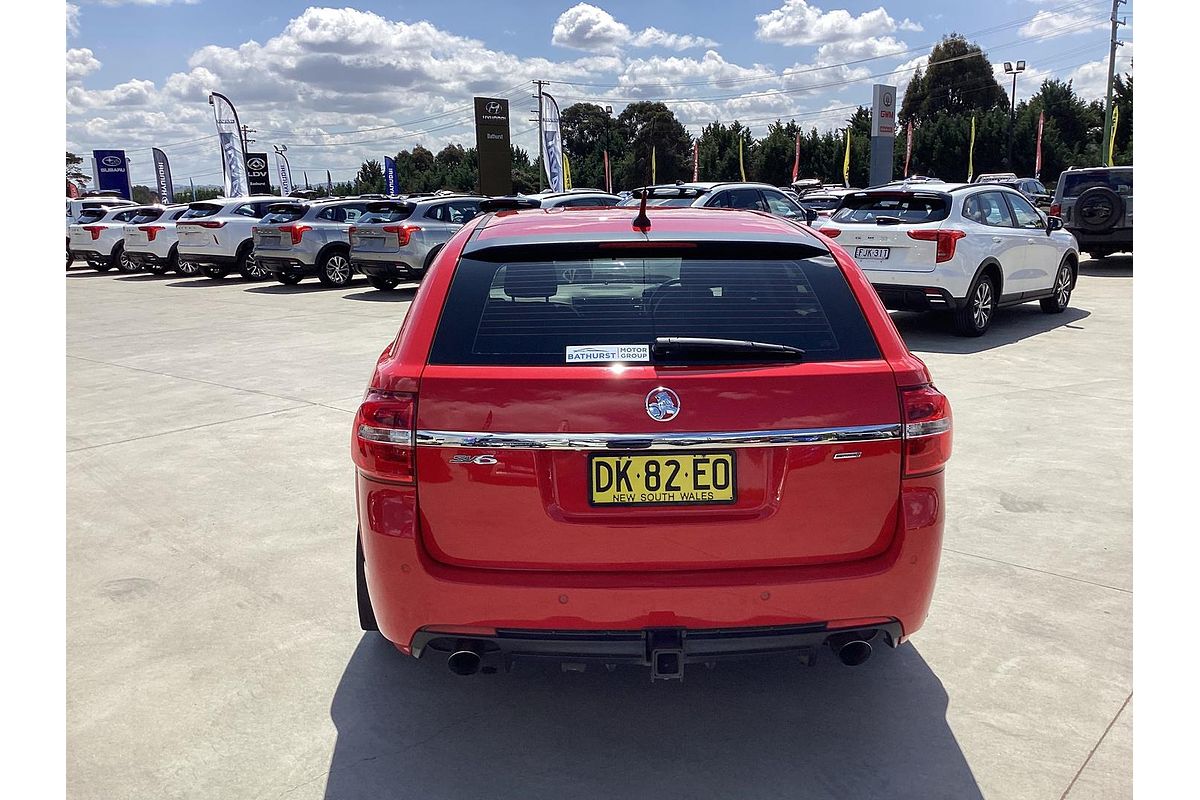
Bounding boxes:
967 115 976 182
651 146 657 183
842 127 851 187
739 137 746 181
563 151 572 190
1108 106 1119 165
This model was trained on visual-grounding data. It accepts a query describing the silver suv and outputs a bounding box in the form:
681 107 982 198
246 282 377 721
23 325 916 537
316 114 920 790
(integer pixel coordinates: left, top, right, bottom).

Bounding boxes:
253 199 370 287
349 195 485 291
176 195 281 280
1050 166 1132 259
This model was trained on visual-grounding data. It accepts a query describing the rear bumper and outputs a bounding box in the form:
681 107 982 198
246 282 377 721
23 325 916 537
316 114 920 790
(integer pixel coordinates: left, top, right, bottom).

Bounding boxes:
256 255 317 275
358 472 945 653
178 251 237 267
1068 227 1132 251
351 258 422 279
70 249 111 264
125 250 169 267
872 283 960 312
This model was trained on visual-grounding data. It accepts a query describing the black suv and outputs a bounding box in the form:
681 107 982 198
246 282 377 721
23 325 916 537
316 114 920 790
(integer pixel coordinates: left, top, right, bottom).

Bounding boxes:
1050 166 1133 259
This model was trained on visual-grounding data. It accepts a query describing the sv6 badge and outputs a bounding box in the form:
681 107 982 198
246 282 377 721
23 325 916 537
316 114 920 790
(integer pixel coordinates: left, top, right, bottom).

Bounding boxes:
450 454 498 465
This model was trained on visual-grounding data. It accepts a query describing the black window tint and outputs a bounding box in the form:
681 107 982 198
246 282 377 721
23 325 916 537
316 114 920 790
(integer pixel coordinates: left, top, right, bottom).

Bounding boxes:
180 205 220 220
261 206 306 224
1060 170 1133 197
430 252 880 366
833 193 949 223
233 204 260 218
317 206 344 222
76 209 106 224
129 209 164 224
171 209 189 221
446 200 481 223
112 209 143 222
360 204 414 224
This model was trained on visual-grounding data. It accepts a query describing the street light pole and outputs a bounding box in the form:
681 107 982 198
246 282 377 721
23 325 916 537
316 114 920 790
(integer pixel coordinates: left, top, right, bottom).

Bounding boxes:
1004 60 1026 171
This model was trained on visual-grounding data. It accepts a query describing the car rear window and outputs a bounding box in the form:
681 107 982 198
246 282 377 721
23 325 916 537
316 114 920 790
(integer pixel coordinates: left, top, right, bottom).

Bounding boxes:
1059 170 1133 198
128 209 165 224
802 196 841 211
359 203 414 224
76 209 106 224
831 192 950 224
180 204 221 219
429 247 880 366
261 205 307 224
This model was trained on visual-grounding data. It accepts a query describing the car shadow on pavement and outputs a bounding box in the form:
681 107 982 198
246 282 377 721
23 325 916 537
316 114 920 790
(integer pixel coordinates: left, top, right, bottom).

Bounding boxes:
65 270 117 278
893 306 1091 356
164 278 246 288
320 634 982 800
244 282 351 295
115 273 176 282
1079 255 1132 278
341 287 419 302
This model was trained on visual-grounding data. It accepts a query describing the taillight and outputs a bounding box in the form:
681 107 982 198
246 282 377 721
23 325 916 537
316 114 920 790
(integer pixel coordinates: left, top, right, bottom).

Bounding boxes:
1049 202 1061 217
279 224 311 245
820 227 841 238
82 225 103 241
901 385 952 477
347 226 358 236
181 220 225 229
907 228 966 263
140 225 164 242
382 224 421 247
353 390 416 483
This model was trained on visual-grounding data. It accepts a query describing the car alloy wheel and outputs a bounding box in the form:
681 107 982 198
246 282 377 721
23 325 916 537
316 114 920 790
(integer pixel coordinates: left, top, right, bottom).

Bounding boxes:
1054 265 1072 307
971 280 993 331
119 251 134 273
177 261 199 276
245 254 269 279
325 254 352 286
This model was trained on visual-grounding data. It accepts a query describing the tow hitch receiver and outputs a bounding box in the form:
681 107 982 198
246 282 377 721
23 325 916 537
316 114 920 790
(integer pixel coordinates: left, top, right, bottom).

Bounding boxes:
647 628 685 682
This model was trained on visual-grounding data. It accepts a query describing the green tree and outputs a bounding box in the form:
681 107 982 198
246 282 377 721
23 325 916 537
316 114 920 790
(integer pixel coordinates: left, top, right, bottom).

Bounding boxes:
614 101 692 188
696 120 754 182
131 184 156 204
66 151 90 191
901 34 1006 122
511 144 540 194
354 159 386 194
751 120 803 186
561 102 623 190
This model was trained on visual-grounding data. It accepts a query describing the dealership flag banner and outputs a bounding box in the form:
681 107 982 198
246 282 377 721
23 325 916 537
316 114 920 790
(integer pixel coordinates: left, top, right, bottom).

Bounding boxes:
791 132 801 182
209 92 249 197
842 129 851 187
604 150 612 193
563 151 572 190
67 180 80 198
92 149 132 199
1034 111 1045 179
151 148 174 203
967 116 976 183
1108 106 1119 165
904 121 913 176
651 146 657 184
326 170 333 197
692 141 699 181
384 156 399 196
540 92 565 193
276 151 293 196
738 137 746 181
189 177 195 200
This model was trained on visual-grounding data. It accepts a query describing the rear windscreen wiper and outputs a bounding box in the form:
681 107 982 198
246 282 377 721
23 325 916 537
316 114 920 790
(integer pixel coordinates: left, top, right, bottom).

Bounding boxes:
652 337 805 362
874 215 904 225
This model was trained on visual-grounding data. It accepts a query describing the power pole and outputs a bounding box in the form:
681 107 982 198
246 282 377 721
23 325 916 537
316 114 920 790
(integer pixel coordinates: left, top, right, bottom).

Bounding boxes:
1100 0 1127 166
239 124 257 152
532 80 549 191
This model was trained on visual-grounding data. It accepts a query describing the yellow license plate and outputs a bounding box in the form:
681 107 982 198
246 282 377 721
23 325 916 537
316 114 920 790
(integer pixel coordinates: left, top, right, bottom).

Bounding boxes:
588 452 736 506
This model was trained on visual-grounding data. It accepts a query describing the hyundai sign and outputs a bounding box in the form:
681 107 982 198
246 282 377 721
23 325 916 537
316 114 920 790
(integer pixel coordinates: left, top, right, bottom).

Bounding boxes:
92 149 132 199
474 97 512 197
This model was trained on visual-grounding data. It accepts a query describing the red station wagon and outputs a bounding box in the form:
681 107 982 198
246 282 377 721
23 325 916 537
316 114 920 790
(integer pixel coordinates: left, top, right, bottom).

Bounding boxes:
352 202 951 680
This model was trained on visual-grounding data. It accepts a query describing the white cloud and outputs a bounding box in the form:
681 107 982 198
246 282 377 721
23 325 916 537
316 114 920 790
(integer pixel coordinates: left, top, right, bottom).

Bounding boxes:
66 47 101 81
1067 40 1133 100
1019 10 1108 39
814 36 907 64
755 0 914 46
67 3 80 37
552 3 716 53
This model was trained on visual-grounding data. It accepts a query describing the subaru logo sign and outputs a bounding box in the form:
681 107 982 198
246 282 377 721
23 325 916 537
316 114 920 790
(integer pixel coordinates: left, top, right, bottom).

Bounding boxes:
101 156 123 167
486 101 502 115
247 157 266 170
645 387 681 422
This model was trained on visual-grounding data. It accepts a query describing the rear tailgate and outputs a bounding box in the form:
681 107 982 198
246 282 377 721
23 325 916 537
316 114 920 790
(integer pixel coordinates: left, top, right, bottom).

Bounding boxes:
122 224 150 249
253 225 288 251
826 191 951 273
413 244 902 572
349 223 396 253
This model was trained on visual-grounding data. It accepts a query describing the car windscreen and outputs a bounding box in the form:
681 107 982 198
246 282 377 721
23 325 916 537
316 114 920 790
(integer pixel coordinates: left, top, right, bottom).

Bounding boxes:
429 248 880 366
1059 170 1133 198
830 193 950 224
358 204 414 224
260 205 307 224
180 204 221 219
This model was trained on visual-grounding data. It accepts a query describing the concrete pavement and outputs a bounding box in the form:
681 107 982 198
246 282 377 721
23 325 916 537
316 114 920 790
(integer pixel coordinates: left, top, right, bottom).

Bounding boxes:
66 257 1132 799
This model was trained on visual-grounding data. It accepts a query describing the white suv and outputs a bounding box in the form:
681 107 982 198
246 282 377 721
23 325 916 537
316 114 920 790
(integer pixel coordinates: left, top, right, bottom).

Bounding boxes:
66 195 135 268
176 195 281 280
817 183 1080 336
122 204 199 276
68 204 150 273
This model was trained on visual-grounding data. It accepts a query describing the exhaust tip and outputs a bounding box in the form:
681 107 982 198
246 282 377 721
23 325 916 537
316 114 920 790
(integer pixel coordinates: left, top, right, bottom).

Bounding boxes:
447 649 482 676
837 640 873 667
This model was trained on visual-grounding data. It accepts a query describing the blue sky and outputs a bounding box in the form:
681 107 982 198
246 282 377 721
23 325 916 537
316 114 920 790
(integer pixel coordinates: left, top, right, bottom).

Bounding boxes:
66 0 1132 186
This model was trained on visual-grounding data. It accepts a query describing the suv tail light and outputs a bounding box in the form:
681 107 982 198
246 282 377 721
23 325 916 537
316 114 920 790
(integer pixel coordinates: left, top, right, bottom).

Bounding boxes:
279 224 312 245
1049 202 1061 217
901 385 952 477
820 227 841 238
82 225 104 240
907 229 966 263
180 220 226 229
139 225 165 242
382 224 422 247
353 390 416 484
347 226 358 236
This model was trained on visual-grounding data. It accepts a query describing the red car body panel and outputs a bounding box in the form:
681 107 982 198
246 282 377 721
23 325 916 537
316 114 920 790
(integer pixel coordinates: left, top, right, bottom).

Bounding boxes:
354 207 947 654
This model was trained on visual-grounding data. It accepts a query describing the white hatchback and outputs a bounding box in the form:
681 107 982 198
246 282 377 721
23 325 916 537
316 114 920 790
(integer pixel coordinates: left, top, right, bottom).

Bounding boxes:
817 183 1080 336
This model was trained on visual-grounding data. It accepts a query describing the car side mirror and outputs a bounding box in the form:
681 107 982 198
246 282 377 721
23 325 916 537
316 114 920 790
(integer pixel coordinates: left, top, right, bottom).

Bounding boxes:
1046 215 1064 235
804 207 818 225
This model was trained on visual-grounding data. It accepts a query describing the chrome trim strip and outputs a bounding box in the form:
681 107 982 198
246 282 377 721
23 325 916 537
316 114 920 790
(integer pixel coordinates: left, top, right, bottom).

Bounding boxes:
415 423 902 451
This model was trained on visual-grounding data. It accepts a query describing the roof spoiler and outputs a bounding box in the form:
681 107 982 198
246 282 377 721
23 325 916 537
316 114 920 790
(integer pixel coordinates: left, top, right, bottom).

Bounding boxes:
479 197 540 212
365 200 415 213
